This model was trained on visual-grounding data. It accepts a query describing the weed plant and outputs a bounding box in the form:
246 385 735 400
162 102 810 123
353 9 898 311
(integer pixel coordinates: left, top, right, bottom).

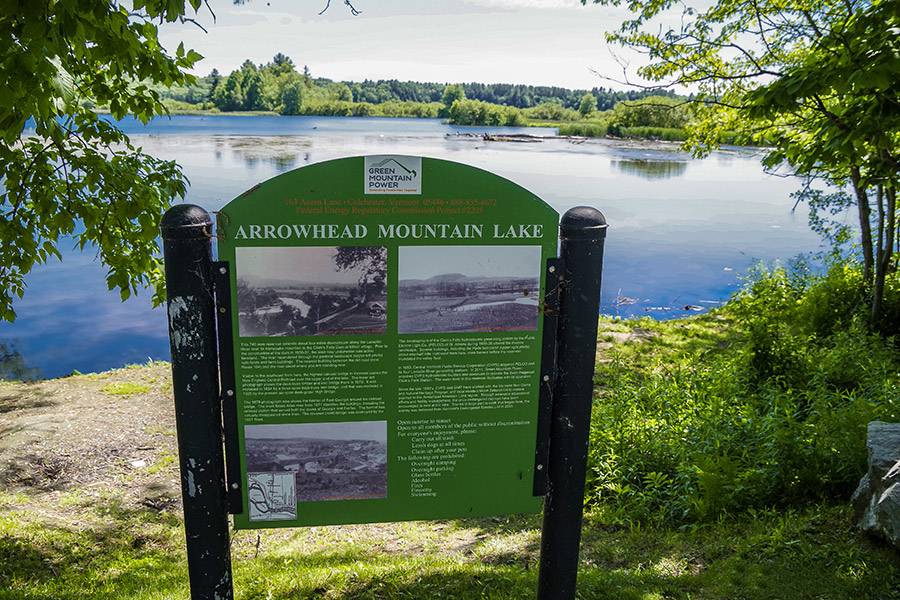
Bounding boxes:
588 261 900 525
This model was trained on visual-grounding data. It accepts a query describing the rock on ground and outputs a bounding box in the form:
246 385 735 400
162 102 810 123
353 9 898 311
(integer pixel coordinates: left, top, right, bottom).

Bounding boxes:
852 421 900 548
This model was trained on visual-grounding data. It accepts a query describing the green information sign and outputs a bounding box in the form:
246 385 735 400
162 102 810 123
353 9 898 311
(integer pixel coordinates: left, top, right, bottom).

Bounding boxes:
217 155 559 529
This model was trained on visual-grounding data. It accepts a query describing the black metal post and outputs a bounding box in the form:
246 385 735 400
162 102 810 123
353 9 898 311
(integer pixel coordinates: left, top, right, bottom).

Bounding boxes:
161 205 234 600
537 206 607 600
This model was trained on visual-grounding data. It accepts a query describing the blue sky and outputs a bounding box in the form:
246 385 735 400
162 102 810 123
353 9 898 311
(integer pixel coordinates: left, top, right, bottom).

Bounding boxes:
158 0 647 89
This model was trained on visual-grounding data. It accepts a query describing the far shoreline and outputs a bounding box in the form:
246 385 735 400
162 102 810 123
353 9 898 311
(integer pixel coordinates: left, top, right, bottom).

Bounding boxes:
97 110 737 149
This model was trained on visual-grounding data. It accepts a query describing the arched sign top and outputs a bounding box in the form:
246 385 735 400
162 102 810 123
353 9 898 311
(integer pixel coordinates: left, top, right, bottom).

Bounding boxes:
217 155 560 530
219 155 559 237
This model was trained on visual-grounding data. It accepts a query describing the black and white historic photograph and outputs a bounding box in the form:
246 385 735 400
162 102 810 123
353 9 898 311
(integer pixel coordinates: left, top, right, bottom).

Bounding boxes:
398 245 542 334
235 246 387 337
245 421 388 502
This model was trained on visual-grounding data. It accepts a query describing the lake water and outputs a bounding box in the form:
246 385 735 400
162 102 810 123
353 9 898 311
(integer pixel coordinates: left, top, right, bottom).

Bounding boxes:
456 297 541 312
3 114 840 379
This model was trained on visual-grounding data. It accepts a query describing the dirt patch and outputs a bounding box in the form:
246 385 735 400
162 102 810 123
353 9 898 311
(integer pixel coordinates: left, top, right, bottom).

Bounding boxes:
596 326 658 361
0 362 511 559
0 363 179 506
599 328 656 345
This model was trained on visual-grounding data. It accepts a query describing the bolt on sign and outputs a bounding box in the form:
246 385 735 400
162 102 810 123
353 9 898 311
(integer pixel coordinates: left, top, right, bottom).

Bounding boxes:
216 155 559 528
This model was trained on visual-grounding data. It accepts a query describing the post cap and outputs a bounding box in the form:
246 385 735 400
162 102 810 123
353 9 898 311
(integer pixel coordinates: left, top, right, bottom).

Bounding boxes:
560 206 607 240
161 204 213 239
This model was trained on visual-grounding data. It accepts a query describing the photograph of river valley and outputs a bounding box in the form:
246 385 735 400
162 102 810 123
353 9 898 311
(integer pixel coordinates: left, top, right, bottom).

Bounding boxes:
245 422 388 502
398 245 542 333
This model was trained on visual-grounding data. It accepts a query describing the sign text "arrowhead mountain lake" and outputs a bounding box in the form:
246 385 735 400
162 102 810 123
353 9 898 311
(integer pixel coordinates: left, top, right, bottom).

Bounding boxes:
232 223 545 240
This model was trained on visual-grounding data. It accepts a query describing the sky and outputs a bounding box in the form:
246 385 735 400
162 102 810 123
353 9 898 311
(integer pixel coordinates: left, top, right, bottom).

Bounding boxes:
398 245 542 280
237 246 360 284
157 0 649 90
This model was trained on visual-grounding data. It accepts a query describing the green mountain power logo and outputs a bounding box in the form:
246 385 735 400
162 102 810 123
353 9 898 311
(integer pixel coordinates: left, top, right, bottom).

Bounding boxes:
364 155 422 195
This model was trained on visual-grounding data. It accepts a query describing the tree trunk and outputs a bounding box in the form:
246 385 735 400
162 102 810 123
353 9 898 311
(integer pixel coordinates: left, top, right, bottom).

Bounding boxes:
873 185 885 324
850 165 874 281
873 185 896 328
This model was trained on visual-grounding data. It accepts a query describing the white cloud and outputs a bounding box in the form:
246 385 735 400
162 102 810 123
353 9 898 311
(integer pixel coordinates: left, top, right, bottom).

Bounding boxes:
158 0 644 89
461 0 584 8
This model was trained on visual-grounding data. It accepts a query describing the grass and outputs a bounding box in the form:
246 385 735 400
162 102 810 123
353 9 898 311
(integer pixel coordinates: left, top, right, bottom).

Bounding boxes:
588 264 900 523
557 121 610 137
100 381 151 396
146 453 176 475
2 279 898 598
526 118 693 141
144 425 176 437
595 313 736 371
0 494 896 599
526 118 609 137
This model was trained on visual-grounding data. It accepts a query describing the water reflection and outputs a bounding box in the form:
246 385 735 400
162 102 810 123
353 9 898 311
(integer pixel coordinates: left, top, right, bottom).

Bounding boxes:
0 341 40 381
215 136 312 171
2 116 822 378
612 159 688 179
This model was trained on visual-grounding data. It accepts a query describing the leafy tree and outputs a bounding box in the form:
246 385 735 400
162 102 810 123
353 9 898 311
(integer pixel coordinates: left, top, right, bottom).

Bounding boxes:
611 96 691 129
280 79 305 115
588 0 900 326
236 278 258 312
334 83 353 102
214 71 245 111
160 71 680 115
523 101 580 122
334 247 387 302
243 72 264 111
207 68 221 100
0 0 205 321
271 53 294 74
256 55 299 110
448 99 525 127
440 84 466 116
233 60 262 111
578 92 596 117
0 342 39 381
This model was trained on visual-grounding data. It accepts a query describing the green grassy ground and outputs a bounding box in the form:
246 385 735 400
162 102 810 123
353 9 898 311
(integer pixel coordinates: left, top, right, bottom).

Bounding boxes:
1 490 896 599
1 314 897 599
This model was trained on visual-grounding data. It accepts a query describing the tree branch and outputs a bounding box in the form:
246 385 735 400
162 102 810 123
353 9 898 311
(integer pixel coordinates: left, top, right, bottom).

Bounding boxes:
320 0 361 16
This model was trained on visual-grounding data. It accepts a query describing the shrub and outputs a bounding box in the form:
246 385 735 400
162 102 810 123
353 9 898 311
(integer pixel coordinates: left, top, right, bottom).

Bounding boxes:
587 261 900 525
376 101 441 118
161 98 219 113
610 95 692 128
447 99 525 127
557 121 608 137
523 102 580 121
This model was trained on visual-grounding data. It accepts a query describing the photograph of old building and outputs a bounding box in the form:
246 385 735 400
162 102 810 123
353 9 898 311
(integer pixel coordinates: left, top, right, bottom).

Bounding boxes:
245 421 388 502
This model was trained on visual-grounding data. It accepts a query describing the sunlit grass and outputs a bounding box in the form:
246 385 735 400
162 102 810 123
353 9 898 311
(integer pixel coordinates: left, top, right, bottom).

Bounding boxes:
100 382 151 396
1 500 896 600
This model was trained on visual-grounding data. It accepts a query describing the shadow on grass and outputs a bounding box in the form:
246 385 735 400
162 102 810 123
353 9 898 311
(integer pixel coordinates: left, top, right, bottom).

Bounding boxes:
0 533 58 584
0 453 73 492
2 498 898 600
0 521 187 600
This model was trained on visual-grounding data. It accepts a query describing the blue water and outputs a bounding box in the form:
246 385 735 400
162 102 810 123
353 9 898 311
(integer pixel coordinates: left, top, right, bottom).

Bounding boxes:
106 114 558 137
3 115 841 379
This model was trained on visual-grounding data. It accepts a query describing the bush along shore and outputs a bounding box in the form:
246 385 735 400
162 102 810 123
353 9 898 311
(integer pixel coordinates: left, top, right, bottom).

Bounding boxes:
157 94 706 143
592 261 900 525
1 260 899 599
141 55 716 142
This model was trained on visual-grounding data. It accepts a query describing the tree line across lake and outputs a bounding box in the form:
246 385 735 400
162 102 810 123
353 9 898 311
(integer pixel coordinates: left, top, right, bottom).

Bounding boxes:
152 53 689 138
